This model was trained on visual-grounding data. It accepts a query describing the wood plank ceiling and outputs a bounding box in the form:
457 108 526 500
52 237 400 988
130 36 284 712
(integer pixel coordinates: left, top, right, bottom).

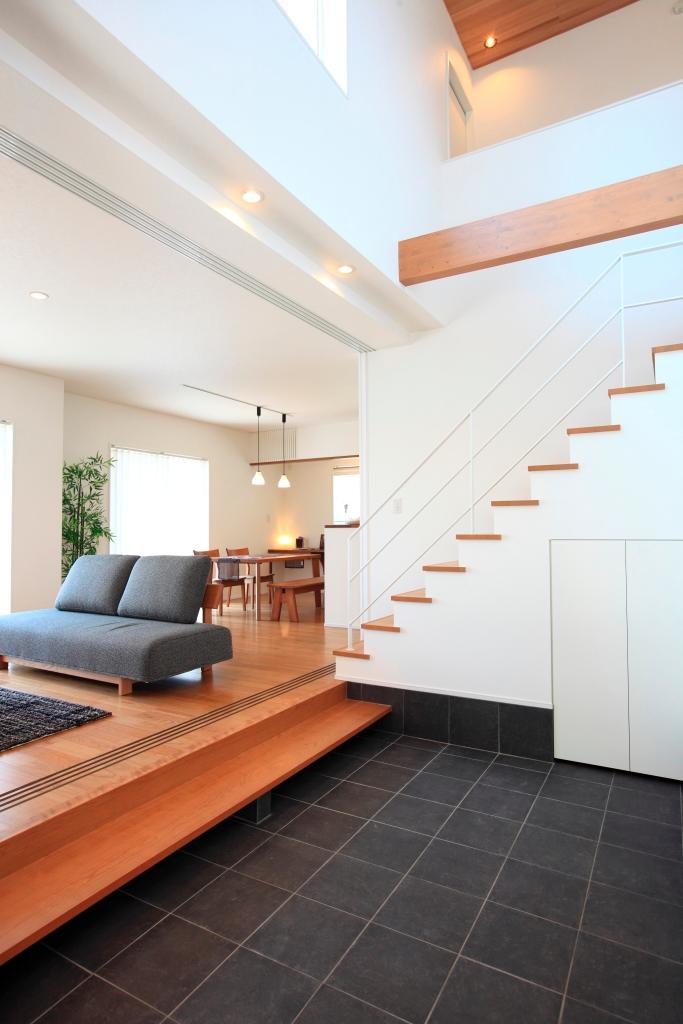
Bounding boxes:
444 1 640 69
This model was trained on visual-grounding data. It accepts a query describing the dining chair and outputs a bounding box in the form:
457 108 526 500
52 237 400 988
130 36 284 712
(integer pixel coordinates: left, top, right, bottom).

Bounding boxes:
193 548 247 613
226 547 272 608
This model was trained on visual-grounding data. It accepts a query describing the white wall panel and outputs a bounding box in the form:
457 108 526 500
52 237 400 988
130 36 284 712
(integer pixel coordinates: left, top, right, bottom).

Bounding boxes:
627 541 683 781
551 540 629 769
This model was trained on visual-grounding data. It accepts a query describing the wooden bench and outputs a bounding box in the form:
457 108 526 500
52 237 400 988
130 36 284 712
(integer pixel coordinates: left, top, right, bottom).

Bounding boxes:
268 577 325 622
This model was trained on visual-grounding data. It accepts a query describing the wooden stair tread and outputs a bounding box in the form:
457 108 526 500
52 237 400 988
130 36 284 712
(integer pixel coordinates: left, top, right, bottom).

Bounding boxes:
456 533 502 540
608 383 665 397
528 463 579 472
491 499 540 507
566 424 621 435
361 615 400 632
422 562 466 572
652 342 683 357
332 641 370 660
391 588 432 603
0 697 389 963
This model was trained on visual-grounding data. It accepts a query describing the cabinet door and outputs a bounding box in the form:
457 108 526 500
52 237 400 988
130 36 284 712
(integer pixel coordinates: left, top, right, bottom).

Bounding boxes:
551 541 629 769
627 541 683 781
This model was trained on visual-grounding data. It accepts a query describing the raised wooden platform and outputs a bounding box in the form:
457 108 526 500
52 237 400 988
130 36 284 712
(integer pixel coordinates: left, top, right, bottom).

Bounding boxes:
0 602 388 963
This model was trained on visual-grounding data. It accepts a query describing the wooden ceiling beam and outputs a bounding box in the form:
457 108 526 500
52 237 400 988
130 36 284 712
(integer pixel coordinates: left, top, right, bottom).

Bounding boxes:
398 165 683 285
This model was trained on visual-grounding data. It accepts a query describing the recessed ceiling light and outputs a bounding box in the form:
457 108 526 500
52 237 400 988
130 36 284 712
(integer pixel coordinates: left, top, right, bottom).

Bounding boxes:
241 188 264 204
484 34 497 49
29 291 49 300
336 264 355 275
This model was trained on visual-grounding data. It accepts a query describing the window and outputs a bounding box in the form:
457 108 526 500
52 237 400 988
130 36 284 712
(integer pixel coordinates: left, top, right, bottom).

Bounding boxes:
447 60 472 158
0 422 12 613
276 0 348 92
332 466 360 524
110 447 209 556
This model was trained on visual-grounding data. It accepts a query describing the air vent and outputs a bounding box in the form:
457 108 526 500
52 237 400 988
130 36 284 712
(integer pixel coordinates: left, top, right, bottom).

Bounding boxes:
0 127 374 355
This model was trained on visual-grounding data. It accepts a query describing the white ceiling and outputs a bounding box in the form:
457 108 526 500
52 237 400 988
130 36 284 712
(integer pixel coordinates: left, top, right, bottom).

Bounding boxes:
0 156 361 429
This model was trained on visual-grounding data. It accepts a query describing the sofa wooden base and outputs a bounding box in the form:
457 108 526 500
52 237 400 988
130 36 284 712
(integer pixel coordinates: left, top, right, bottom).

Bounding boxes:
0 656 216 695
0 656 136 696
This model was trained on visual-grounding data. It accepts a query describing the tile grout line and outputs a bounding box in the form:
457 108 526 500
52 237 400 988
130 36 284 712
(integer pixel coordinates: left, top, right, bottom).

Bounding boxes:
422 759 557 1023
27 733 682 1024
32 773 328 1024
287 743 501 1023
32 739 390 1024
557 769 616 1023
27 951 176 1024
162 731 406 1020
164 842 683 964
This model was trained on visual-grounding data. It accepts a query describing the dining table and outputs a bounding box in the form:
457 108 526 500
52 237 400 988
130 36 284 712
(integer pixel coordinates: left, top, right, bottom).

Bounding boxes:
215 549 323 620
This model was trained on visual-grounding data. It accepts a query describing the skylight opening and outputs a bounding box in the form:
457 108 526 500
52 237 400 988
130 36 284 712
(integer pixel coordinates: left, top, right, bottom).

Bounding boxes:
276 0 348 93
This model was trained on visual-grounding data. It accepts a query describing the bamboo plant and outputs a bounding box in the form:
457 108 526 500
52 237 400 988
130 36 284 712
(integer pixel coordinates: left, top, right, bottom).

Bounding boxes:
61 453 115 578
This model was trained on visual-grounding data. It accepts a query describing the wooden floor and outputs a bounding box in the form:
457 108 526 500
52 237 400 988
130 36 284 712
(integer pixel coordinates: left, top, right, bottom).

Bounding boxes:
0 596 386 962
1 597 340 798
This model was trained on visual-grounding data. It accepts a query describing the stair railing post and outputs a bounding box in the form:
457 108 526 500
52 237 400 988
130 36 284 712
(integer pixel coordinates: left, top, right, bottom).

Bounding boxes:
346 532 353 647
469 411 474 531
619 254 626 386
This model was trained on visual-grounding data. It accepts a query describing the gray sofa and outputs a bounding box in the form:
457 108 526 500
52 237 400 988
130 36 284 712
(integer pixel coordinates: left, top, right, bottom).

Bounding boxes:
0 554 233 695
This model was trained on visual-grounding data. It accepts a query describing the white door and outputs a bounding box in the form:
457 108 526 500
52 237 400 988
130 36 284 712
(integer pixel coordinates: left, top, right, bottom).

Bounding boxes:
627 541 683 781
551 541 630 769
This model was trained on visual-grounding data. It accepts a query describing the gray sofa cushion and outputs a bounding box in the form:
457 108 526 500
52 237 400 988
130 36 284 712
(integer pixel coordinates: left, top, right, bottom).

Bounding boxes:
0 609 232 682
55 554 140 616
118 555 211 624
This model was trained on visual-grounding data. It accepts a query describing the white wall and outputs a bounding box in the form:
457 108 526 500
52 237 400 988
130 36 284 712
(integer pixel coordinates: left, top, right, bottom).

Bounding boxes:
0 363 63 610
470 0 683 150
64 393 355 557
295 419 358 460
273 456 359 550
75 0 467 280
75 0 683 261
436 80 683 239
63 393 275 556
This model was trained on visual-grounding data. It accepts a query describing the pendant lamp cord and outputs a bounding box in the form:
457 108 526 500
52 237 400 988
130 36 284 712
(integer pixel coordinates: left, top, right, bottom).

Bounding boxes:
281 413 286 474
256 406 261 468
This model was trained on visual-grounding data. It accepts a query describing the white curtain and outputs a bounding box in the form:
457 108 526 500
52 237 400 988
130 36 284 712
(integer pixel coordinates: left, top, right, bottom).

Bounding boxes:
110 446 209 556
0 422 13 613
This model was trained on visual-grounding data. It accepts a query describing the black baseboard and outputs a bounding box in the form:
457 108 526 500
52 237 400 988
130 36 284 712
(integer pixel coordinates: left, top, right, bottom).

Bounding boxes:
348 683 553 761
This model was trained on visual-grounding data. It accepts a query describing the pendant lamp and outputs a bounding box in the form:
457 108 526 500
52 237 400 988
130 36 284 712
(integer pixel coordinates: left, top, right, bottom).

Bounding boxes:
251 406 265 485
277 412 291 488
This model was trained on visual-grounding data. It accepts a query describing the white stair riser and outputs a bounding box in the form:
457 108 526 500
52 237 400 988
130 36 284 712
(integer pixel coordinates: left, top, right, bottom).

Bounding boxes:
655 350 683 389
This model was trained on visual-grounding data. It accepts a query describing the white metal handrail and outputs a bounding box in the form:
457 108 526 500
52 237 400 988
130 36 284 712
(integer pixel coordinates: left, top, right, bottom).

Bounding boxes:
349 362 622 638
350 307 620 584
346 237 683 645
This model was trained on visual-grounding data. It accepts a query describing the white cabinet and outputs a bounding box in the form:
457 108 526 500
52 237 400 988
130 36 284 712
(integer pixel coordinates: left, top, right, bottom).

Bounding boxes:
551 541 629 770
551 540 683 780
627 542 683 781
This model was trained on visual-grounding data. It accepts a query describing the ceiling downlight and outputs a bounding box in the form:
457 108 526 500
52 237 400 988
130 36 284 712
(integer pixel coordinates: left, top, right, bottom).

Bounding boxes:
0 127 374 355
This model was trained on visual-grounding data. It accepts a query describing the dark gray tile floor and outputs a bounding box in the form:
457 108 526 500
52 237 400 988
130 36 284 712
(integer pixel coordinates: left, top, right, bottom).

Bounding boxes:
3 727 682 1024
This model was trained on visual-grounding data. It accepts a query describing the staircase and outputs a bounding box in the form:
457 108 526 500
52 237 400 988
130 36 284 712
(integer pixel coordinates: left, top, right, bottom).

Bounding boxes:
335 240 683 709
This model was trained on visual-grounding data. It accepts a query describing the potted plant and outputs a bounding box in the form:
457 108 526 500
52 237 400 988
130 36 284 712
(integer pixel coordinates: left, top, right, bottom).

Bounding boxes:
61 453 115 578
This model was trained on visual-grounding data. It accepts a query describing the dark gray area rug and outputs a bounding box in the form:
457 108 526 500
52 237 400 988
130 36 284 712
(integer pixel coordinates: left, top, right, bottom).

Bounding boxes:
0 688 111 752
